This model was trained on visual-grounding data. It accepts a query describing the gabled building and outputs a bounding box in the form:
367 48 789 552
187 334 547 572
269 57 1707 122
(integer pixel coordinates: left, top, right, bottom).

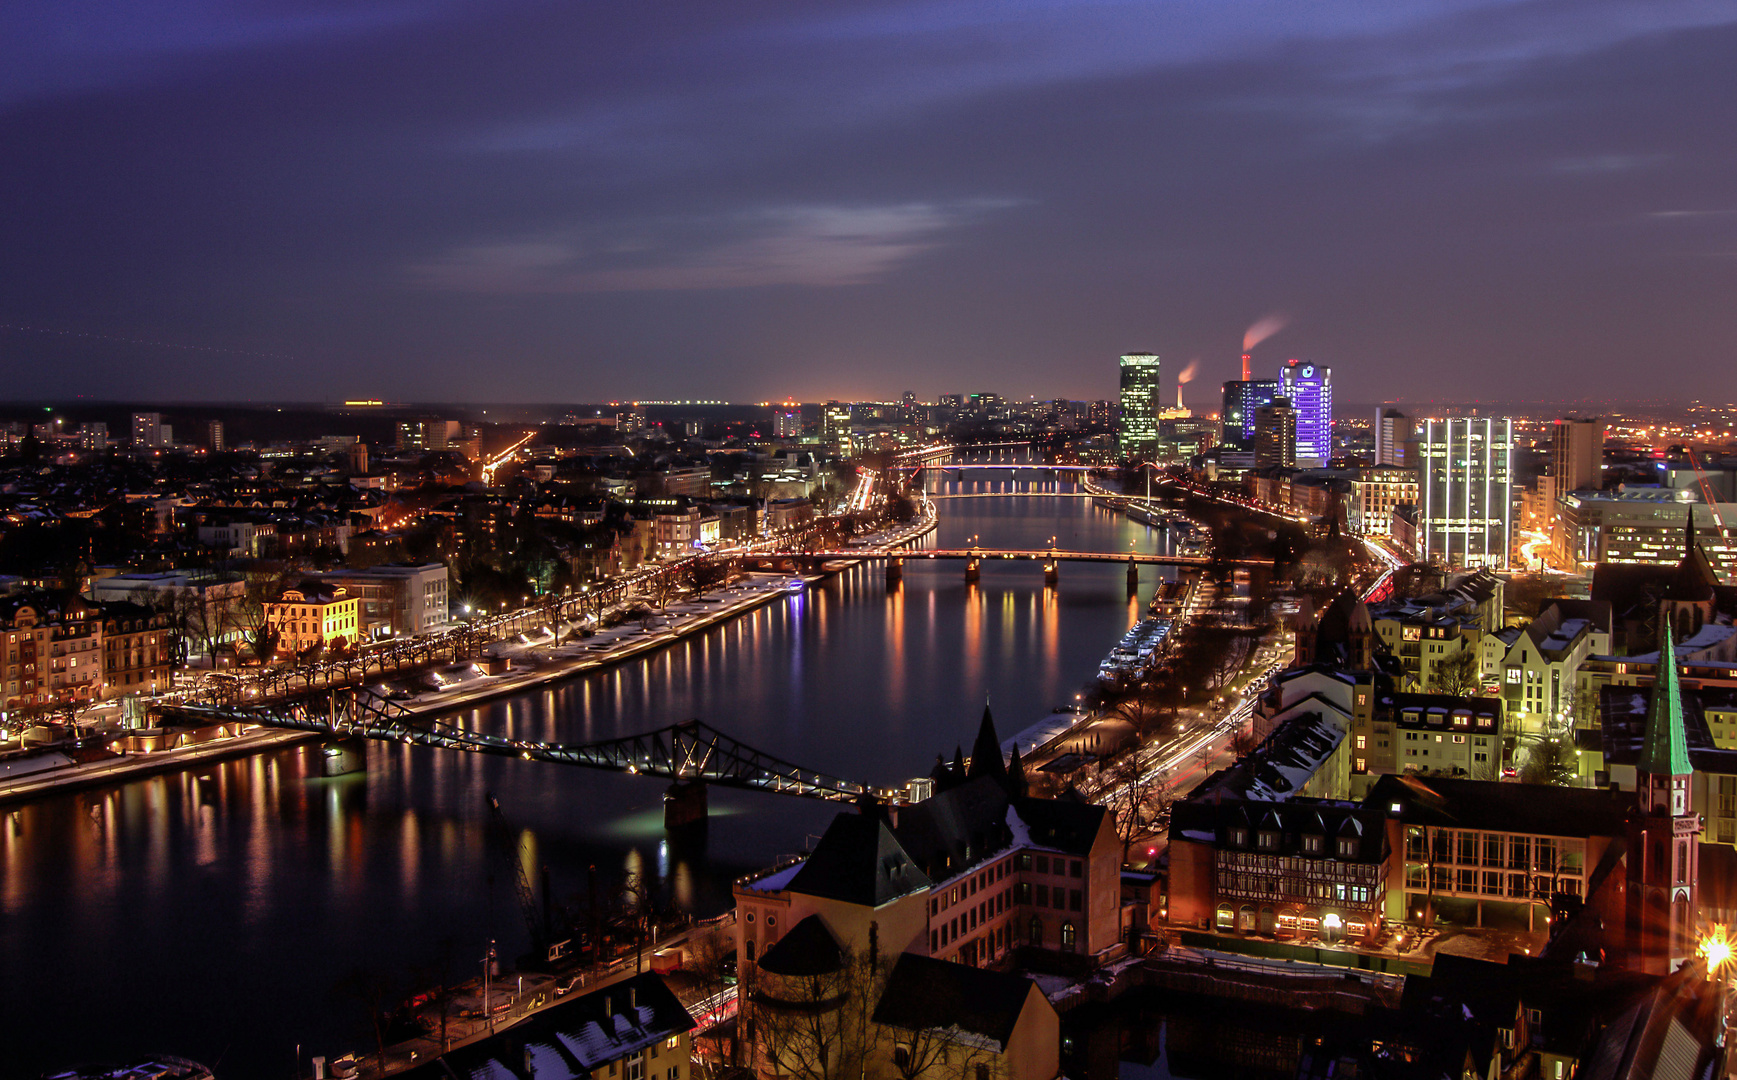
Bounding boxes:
735 710 1121 975
399 972 695 1080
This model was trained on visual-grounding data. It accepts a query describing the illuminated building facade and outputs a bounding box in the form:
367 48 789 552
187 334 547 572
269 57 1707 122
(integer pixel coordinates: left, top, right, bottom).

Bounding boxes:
1419 417 1514 570
1278 359 1332 467
1118 352 1161 458
1220 379 1280 450
1373 407 1410 467
1252 401 1296 468
822 401 852 455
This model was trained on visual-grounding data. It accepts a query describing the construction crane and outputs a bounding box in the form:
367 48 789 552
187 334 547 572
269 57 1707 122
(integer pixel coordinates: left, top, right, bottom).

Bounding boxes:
1684 448 1730 536
485 791 570 967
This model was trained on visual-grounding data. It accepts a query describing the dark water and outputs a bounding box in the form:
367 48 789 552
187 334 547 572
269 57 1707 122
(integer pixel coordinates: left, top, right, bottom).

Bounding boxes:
0 451 1178 1077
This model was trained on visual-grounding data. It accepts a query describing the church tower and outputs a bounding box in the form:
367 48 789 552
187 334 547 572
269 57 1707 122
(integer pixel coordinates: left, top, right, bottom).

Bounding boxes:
1625 616 1700 973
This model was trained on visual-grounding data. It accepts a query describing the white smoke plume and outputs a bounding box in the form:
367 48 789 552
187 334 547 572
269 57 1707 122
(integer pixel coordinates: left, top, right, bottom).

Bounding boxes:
1242 313 1289 353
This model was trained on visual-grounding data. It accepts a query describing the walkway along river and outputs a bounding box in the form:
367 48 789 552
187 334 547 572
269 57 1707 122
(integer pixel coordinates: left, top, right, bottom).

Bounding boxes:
0 450 1181 1077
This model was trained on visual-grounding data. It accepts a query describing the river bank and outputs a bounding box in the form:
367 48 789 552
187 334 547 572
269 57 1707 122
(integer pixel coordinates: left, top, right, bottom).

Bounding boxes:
0 511 938 808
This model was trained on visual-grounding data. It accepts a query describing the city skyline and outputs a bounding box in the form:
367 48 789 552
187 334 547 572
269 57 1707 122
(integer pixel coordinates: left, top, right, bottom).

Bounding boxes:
4 2 1737 403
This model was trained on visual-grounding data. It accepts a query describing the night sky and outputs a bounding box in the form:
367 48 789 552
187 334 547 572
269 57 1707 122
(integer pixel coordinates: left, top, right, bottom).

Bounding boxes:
3 1 1735 404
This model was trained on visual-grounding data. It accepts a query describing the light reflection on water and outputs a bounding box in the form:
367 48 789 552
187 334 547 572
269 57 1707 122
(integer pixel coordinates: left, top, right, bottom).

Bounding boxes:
0 452 1181 1076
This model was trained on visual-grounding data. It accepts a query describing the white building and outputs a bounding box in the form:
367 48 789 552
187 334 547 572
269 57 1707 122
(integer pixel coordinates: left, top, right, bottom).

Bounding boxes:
316 563 450 638
1417 417 1513 570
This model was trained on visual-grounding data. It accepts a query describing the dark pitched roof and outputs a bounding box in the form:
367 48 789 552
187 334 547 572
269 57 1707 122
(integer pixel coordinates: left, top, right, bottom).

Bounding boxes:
893 774 1015 878
1169 797 1387 863
397 972 694 1080
1365 774 1630 839
1598 683 1737 776
786 813 930 906
967 706 1008 784
870 953 1039 1052
757 914 844 977
1010 795 1106 856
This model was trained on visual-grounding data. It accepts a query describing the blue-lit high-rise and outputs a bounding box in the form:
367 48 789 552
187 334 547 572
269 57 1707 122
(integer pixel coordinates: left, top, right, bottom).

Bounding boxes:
1220 379 1281 449
1279 359 1332 467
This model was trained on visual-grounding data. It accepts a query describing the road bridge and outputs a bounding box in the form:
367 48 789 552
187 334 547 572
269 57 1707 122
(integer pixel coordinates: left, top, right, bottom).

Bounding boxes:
749 546 1264 586
163 688 904 829
926 491 1119 500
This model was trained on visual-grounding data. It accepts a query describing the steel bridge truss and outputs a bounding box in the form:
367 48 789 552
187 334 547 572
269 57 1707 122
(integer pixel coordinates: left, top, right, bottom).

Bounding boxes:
170 688 899 804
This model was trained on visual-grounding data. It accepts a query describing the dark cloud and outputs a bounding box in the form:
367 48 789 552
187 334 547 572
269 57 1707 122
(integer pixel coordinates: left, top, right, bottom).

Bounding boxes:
2 0 1735 403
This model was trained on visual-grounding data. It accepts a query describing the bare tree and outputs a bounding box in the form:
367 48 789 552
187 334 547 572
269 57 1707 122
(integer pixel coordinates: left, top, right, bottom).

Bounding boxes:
1102 754 1171 861
750 940 878 1080
1432 646 1482 698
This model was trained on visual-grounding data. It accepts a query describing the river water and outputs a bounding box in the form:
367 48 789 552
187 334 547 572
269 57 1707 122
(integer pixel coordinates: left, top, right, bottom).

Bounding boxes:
0 451 1179 1077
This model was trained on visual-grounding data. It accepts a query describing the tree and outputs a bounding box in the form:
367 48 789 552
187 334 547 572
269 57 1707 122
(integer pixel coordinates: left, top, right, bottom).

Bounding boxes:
1102 753 1171 861
1504 574 1561 622
684 927 742 1076
887 1012 996 1080
1433 646 1482 698
750 938 880 1080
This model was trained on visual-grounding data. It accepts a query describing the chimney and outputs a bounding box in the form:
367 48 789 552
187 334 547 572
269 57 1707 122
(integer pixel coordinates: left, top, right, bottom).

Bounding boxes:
1241 353 1251 382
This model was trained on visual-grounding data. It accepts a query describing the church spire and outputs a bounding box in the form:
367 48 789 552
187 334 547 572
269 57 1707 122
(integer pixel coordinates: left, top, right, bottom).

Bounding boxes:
1637 616 1691 779
967 704 1008 784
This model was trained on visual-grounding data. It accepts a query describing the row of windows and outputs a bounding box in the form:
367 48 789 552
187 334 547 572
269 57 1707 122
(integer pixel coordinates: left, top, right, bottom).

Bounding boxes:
1403 829 1583 873
1216 872 1380 907
1404 865 1584 899
1229 828 1362 859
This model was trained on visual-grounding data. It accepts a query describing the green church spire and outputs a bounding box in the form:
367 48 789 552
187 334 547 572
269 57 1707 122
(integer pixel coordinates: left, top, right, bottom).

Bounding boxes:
1637 615 1691 778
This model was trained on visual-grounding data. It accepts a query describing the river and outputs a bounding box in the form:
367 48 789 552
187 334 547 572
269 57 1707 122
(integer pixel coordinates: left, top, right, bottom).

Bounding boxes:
0 450 1180 1077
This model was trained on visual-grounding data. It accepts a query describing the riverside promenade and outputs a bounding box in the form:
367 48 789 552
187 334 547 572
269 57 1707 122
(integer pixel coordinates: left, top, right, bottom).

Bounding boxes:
0 511 936 807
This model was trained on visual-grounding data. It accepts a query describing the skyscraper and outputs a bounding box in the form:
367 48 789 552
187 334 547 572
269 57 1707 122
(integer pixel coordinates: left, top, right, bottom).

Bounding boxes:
1418 417 1514 570
1252 400 1297 468
1279 359 1332 467
1550 416 1605 494
822 401 852 455
1373 407 1410 467
1118 352 1161 458
1220 379 1281 449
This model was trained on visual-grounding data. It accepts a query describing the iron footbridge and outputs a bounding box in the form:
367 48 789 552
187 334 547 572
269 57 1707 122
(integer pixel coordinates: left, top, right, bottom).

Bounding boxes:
165 688 902 805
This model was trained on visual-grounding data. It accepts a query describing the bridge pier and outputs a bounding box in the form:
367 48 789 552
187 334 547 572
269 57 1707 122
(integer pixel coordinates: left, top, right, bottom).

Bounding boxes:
1127 559 1140 595
319 736 369 778
884 557 903 585
964 557 980 583
664 780 709 831
1043 560 1059 585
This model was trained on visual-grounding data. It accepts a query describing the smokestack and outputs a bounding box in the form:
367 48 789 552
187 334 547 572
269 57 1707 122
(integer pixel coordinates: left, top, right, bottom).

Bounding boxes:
1241 353 1251 382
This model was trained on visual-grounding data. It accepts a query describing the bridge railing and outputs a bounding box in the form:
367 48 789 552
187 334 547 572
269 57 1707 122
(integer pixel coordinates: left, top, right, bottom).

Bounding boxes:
166 689 902 804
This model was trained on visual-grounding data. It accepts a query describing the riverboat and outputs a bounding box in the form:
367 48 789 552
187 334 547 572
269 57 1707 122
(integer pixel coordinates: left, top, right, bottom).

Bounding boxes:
43 1057 214 1080
1096 617 1173 689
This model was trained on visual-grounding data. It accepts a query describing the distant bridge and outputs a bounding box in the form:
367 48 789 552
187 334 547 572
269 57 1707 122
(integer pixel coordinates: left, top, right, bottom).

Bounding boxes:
749 548 1268 584
164 688 903 825
920 463 1097 472
926 491 1120 501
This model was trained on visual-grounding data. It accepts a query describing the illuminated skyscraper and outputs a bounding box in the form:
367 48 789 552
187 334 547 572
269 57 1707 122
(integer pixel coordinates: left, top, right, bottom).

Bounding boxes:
1252 400 1297 468
1419 417 1514 570
1279 359 1332 467
1220 379 1281 450
822 401 853 455
1373 407 1410 467
1118 352 1161 458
